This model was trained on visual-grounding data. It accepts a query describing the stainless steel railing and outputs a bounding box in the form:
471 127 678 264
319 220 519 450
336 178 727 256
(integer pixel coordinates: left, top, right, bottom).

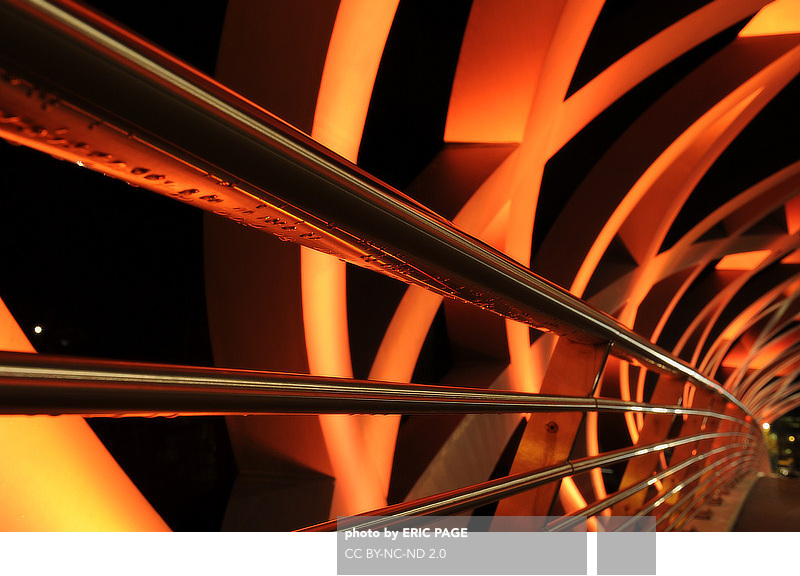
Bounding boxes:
0 351 755 425
544 444 753 532
0 0 764 420
660 460 757 531
0 0 767 532
300 432 756 531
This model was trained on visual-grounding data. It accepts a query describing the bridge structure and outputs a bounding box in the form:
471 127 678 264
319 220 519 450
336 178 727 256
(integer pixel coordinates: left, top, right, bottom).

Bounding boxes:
0 0 798 532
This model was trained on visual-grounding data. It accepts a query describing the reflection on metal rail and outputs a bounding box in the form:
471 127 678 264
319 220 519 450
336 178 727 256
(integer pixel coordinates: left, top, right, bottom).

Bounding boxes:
0 351 756 422
661 461 756 532
618 450 757 531
0 0 761 424
300 431 755 532
545 444 753 532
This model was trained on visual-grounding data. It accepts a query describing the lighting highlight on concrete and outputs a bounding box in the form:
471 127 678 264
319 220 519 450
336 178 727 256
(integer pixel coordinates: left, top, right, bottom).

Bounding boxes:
715 250 772 271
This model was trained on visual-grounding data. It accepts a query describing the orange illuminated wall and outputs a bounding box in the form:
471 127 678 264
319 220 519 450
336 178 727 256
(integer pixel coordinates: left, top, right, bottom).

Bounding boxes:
740 0 800 37
716 250 772 270
0 297 168 531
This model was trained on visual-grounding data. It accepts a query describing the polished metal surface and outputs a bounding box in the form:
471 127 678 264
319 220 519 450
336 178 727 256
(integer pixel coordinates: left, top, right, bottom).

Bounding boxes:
0 350 599 416
300 431 753 532
544 443 752 532
0 351 752 420
0 0 760 426
660 459 756 531
616 450 757 531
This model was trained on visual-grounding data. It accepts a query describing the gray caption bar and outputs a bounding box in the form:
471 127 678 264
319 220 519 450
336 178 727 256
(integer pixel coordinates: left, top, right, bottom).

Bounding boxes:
337 516 587 575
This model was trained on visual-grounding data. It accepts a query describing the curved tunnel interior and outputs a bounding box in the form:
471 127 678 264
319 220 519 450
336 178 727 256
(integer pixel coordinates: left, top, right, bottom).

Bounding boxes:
0 0 799 531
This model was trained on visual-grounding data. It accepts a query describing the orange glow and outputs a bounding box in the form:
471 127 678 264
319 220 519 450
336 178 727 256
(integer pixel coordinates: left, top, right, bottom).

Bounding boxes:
312 0 400 159
486 0 601 515
304 0 401 515
557 477 598 531
384 2 796 512
365 151 517 399
786 194 800 233
647 165 800 377
699 272 800 379
577 75 783 446
452 153 518 237
365 286 442 487
0 416 169 531
571 86 765 298
317 414 387 515
0 296 167 531
444 0 562 143
362 163 534 490
744 366 800 409
584 410 610 506
578 60 800 397
684 383 697 413
740 0 800 37
785 276 800 295
0 297 35 354
554 0 771 155
0 0 792 534
364 153 545 495
301 248 353 378
505 320 541 394
618 363 640 445
365 149 519 392
369 286 443 385
502 0 603 401
720 288 781 340
782 249 800 264
503 0 605 268
715 250 772 270
362 152 522 498
722 332 799 371
690 295 734 369
12 0 787 530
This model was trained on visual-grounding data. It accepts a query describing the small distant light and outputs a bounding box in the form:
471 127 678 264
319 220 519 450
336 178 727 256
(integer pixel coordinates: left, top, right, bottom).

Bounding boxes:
790 435 796 442
76 160 85 167
33 325 42 334
762 422 771 430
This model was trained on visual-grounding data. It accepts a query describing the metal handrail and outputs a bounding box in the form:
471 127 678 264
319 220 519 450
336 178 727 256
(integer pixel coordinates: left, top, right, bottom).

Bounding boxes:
544 443 752 531
661 461 756 531
0 351 755 423
0 0 761 428
616 449 757 531
300 431 754 532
